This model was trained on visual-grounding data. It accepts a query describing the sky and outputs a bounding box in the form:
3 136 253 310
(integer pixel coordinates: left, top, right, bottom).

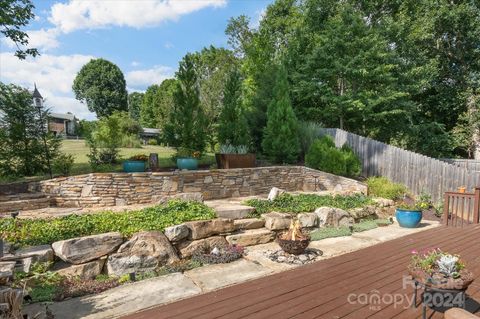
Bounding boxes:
0 0 272 120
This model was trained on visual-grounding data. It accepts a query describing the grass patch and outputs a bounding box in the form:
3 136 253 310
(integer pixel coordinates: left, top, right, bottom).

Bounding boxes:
0 200 216 247
310 218 393 241
245 193 373 217
366 177 407 200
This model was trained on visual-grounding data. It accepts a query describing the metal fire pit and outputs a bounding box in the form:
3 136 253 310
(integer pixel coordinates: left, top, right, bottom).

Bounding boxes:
277 236 311 255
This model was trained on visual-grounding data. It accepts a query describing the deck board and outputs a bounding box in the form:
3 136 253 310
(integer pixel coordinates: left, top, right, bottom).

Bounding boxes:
123 225 480 319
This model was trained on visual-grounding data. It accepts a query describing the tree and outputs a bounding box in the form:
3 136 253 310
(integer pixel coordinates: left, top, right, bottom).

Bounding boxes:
164 54 208 154
218 70 250 147
192 46 238 150
0 82 60 177
128 92 143 121
262 66 300 163
0 0 38 59
139 79 177 130
72 58 128 118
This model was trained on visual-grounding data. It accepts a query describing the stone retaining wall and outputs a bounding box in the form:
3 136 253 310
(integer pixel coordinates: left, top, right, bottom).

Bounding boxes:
31 166 366 208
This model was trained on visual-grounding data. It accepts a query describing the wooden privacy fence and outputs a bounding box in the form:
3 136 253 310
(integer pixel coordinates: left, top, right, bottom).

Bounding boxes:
440 158 480 172
321 128 480 202
443 188 480 227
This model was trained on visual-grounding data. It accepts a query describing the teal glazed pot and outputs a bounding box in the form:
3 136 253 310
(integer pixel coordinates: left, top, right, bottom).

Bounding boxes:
177 157 198 170
395 208 422 228
123 160 146 173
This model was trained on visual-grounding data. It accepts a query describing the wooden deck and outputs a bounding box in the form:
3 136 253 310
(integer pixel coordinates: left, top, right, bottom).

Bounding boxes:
124 225 480 319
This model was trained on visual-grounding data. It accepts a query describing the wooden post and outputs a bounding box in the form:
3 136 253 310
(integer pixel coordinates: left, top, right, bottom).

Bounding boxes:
473 187 480 224
443 193 450 226
149 153 159 171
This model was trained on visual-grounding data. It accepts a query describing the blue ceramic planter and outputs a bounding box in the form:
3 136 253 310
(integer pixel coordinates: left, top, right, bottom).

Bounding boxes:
177 157 198 170
123 160 146 173
395 208 422 228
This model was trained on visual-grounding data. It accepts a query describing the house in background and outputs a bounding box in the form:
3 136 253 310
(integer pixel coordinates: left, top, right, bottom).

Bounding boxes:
32 85 78 137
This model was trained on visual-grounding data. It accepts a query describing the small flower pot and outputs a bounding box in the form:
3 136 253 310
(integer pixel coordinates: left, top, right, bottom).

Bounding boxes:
395 208 422 228
177 157 198 170
123 160 146 173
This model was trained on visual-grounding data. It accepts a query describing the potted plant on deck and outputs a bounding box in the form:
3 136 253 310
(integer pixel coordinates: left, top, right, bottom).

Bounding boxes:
395 200 427 228
123 154 148 172
216 69 254 169
409 248 473 290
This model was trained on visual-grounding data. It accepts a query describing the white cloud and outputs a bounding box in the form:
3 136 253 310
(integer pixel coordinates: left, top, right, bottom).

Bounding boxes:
131 61 141 67
0 52 96 120
1 28 60 52
251 8 266 29
49 0 227 33
126 65 174 89
164 41 174 49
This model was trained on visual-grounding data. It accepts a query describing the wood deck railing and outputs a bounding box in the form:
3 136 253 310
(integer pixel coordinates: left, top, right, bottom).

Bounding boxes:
443 187 480 226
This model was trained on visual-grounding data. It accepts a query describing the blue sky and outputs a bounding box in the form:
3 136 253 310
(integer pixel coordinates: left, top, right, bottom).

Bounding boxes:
0 0 272 120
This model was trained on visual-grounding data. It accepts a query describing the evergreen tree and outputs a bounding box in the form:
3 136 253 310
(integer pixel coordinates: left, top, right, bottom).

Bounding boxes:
164 54 208 154
218 70 250 148
262 66 300 163
128 92 143 121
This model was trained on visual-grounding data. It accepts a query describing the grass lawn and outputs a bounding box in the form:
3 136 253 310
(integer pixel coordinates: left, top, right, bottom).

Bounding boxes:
0 140 216 184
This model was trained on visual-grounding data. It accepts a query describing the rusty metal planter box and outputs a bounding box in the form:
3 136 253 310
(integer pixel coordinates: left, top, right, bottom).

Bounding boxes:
215 153 256 169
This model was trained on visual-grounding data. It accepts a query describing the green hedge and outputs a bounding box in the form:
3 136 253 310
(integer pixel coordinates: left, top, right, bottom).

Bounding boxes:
1 200 216 247
245 193 373 217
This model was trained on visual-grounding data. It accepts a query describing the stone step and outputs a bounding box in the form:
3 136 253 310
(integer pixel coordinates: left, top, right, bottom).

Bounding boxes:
0 196 51 214
226 228 275 247
206 201 256 219
0 192 47 202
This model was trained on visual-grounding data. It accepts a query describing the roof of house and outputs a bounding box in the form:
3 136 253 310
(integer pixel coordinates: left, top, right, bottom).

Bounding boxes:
49 112 76 121
142 128 161 135
32 84 43 99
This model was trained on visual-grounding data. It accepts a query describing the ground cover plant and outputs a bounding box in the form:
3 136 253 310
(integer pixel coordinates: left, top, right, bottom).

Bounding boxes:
309 219 392 241
0 200 216 247
245 193 373 217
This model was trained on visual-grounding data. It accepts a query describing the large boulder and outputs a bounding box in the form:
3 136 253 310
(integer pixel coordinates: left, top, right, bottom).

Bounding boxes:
263 212 292 230
267 187 285 201
164 224 189 242
184 219 235 240
314 207 353 228
372 197 395 207
54 258 106 280
226 229 275 246
177 236 228 258
52 232 124 264
234 218 265 230
297 213 318 228
106 231 179 276
349 205 377 221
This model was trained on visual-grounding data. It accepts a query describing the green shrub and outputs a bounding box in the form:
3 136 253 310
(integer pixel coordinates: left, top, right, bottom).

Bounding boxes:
306 136 362 177
298 121 323 159
367 176 407 200
246 193 373 217
120 135 142 148
0 200 216 247
341 144 361 177
310 227 352 241
52 153 75 176
147 138 158 146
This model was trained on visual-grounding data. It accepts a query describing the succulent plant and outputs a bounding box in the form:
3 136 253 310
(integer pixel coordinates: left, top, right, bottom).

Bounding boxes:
437 254 459 277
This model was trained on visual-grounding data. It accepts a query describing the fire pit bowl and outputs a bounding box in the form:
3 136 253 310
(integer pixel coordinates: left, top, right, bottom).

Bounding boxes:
277 236 311 255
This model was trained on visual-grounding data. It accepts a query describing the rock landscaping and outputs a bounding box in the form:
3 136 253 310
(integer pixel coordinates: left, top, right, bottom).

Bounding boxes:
0 187 399 315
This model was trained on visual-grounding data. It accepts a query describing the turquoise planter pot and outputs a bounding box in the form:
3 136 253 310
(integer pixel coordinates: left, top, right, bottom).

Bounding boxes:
123 160 146 173
395 208 422 228
177 157 198 170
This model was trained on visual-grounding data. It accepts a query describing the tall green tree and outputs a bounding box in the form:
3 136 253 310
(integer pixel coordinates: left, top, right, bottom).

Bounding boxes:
262 66 300 163
140 84 160 127
0 82 60 177
128 92 143 121
164 54 208 153
139 79 177 130
218 70 250 147
0 0 38 59
72 58 128 118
